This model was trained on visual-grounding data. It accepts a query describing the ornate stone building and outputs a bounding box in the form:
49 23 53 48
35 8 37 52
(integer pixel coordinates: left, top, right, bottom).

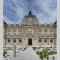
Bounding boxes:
4 11 57 48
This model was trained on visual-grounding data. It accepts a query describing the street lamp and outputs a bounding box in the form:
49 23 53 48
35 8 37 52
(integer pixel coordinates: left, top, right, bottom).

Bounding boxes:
13 45 16 58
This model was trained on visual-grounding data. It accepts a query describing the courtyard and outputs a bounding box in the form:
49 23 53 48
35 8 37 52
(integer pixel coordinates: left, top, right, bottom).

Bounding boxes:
3 46 57 60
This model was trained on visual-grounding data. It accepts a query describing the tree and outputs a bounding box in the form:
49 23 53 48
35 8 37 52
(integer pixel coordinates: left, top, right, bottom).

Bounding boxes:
36 48 57 60
3 49 7 58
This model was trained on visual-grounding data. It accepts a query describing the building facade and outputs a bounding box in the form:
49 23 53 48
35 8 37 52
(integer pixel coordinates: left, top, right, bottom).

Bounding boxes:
4 11 57 48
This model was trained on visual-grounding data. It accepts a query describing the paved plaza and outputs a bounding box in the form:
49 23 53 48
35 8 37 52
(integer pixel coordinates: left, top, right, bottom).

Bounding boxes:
4 46 57 60
15 46 40 60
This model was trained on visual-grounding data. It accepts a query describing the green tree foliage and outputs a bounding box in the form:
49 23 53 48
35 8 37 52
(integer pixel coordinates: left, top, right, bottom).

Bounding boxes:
36 48 57 60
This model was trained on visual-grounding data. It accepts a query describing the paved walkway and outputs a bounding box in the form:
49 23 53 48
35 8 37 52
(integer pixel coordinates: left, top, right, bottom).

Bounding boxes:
15 46 40 60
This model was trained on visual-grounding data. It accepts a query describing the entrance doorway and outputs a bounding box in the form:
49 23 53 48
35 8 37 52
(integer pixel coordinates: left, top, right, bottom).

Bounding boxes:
28 38 32 45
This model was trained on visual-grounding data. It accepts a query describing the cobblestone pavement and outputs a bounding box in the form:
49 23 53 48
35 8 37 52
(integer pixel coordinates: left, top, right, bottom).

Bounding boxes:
15 46 40 60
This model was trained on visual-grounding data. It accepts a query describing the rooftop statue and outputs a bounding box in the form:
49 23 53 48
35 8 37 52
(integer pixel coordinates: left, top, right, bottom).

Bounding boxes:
28 11 32 17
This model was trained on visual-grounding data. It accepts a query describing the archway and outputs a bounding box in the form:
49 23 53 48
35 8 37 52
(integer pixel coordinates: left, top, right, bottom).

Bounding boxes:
28 38 32 45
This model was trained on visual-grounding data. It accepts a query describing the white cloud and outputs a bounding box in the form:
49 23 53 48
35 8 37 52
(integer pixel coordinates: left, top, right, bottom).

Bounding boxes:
4 0 57 24
4 16 14 24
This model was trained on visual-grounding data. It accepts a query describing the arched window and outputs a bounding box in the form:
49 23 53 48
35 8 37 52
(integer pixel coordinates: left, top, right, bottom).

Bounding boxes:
8 39 10 43
19 38 22 43
13 39 16 43
50 39 53 43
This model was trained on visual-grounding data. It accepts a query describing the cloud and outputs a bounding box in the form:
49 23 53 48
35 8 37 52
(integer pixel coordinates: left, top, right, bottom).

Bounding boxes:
3 0 57 24
4 16 14 24
31 0 57 23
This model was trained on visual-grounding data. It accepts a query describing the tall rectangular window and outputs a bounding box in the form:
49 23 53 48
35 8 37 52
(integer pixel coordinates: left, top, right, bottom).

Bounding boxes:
44 39 47 43
39 38 42 43
50 38 53 43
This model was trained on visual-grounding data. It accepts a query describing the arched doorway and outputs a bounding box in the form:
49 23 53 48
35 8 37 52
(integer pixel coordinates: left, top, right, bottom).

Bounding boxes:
28 38 32 45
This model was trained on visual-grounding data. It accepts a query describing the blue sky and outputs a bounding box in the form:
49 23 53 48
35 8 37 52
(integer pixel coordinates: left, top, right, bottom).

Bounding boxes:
3 0 57 24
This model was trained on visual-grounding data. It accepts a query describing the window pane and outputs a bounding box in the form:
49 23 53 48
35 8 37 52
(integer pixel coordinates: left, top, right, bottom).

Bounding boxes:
13 40 16 43
50 39 53 43
39 40 42 42
8 39 10 43
39 38 42 43
44 39 47 43
19 40 22 42
19 38 22 43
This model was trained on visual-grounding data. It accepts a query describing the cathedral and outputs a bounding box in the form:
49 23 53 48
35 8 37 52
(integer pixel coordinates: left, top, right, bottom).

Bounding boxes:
4 11 57 48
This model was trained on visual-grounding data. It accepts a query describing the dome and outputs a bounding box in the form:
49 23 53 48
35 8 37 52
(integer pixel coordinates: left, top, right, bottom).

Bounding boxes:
22 11 38 25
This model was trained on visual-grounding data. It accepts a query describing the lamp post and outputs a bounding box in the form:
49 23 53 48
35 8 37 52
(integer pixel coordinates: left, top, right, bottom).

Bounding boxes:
14 45 16 58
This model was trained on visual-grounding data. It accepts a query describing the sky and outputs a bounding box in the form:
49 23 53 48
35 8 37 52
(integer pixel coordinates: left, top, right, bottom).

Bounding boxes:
3 0 57 24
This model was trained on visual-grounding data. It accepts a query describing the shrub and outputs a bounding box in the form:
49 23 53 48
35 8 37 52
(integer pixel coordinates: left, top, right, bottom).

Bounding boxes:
3 50 7 56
